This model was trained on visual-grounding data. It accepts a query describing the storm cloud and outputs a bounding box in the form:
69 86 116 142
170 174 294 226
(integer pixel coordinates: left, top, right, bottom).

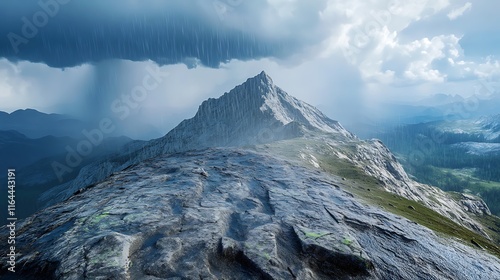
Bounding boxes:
0 0 330 68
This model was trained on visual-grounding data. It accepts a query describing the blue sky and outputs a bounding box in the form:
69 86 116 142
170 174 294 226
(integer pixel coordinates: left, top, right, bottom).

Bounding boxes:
0 0 499 138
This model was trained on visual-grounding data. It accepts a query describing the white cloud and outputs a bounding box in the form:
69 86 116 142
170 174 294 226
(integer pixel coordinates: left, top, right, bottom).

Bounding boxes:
321 0 454 81
447 2 472 20
474 59 500 78
352 31 500 85
316 1 499 86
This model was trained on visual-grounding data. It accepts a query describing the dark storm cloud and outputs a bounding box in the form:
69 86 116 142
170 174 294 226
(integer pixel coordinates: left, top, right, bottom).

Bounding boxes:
0 0 329 68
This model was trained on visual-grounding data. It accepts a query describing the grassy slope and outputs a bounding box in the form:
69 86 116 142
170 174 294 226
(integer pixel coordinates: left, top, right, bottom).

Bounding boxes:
252 137 500 259
321 157 500 259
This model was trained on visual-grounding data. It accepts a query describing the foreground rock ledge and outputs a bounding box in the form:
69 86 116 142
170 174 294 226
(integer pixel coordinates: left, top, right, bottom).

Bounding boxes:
1 149 499 279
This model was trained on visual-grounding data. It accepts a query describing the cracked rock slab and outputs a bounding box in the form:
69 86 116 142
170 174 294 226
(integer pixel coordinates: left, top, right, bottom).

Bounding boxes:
1 148 499 279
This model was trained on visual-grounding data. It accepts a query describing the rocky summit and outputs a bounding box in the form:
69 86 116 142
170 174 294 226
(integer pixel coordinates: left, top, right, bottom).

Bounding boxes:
1 72 500 279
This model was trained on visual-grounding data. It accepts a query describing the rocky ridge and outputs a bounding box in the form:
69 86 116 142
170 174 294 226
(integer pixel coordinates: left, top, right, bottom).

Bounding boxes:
1 149 499 279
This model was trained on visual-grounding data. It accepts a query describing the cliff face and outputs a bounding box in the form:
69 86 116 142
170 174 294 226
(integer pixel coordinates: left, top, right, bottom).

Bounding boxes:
3 149 499 279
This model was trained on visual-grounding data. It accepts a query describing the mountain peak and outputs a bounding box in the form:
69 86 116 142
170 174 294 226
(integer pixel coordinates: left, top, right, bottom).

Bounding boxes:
11 108 43 115
254 70 273 84
231 71 274 95
149 72 354 155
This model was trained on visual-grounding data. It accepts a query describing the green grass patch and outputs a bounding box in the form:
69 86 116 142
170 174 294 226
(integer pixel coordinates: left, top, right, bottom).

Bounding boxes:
441 168 500 191
93 212 110 223
304 231 330 239
342 237 353 246
318 155 380 186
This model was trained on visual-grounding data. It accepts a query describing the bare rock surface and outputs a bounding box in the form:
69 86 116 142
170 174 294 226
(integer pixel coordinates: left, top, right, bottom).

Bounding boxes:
2 149 499 279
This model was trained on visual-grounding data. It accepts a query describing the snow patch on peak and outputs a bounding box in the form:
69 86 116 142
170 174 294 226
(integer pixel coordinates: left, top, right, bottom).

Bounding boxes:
258 84 352 136
259 85 293 125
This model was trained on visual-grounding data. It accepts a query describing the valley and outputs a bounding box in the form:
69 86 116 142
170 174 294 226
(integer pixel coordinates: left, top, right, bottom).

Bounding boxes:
378 118 500 216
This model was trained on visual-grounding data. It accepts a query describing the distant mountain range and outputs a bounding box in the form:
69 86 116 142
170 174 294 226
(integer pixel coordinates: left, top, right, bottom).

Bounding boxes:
2 72 498 279
0 108 163 140
379 114 500 156
348 94 500 139
0 109 88 138
0 110 143 220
